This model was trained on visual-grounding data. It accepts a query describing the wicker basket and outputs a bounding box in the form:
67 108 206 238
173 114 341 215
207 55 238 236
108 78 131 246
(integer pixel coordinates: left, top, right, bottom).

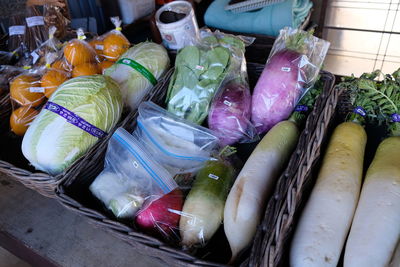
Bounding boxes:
249 82 342 267
0 71 173 198
56 63 336 266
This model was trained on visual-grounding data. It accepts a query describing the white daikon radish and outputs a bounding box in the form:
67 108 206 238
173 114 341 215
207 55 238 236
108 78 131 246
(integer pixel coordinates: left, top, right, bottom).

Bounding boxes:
290 122 367 267
224 120 299 261
344 136 400 267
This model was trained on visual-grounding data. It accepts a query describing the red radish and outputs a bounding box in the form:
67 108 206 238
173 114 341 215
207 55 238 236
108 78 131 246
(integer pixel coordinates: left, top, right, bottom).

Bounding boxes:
135 188 183 236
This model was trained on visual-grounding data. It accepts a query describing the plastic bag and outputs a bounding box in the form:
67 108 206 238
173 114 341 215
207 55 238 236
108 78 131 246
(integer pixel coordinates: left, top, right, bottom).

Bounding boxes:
166 29 254 125
43 0 70 39
94 17 130 62
251 27 330 134
31 26 63 66
0 65 24 98
63 29 101 77
207 31 258 146
133 101 220 176
40 51 70 98
8 16 26 53
9 67 46 136
90 127 179 219
25 6 48 52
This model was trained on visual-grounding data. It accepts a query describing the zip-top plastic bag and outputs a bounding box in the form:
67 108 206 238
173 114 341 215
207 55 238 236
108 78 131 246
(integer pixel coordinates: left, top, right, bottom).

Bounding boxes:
251 27 330 134
166 30 254 125
133 101 220 176
90 128 180 220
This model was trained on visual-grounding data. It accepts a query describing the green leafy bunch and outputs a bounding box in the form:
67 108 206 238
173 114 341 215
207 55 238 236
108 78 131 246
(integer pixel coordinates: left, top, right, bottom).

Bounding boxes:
341 68 400 136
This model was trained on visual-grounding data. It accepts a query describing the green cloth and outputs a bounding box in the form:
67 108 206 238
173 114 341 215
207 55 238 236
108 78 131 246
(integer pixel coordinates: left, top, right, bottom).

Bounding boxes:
204 0 313 37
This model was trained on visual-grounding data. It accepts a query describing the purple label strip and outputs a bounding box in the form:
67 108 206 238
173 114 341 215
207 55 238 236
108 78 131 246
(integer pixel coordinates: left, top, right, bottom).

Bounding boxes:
44 101 107 138
353 106 366 117
392 113 400 123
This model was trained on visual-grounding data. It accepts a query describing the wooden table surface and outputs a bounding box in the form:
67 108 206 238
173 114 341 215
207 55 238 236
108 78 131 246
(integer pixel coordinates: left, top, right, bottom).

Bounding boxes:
0 174 166 267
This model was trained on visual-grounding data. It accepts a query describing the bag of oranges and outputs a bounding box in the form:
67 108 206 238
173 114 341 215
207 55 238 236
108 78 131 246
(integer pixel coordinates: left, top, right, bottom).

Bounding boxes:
89 17 130 67
64 29 102 77
9 67 46 136
9 51 72 136
40 51 71 98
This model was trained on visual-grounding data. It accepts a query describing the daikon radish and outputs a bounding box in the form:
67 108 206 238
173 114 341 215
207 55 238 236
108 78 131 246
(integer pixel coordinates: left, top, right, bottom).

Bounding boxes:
224 82 323 262
290 122 367 267
224 120 299 261
344 136 400 267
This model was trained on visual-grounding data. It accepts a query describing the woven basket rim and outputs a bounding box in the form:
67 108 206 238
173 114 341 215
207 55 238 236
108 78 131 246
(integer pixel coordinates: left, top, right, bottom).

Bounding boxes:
56 63 336 267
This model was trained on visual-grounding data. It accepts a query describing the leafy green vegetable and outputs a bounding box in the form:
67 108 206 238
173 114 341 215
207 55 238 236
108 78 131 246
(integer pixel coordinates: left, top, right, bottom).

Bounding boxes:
340 68 400 136
22 75 123 175
166 34 245 125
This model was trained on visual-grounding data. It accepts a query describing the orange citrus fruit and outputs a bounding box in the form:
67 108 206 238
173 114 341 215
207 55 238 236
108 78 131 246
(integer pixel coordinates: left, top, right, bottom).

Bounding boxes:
10 106 39 136
103 33 130 62
10 75 44 107
72 62 100 78
41 69 69 98
64 40 96 66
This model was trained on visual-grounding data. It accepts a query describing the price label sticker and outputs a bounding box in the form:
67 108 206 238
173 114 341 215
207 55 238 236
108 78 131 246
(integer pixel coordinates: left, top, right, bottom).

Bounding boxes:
26 16 45 27
30 87 45 93
95 44 104 50
9 25 25 36
208 174 219 180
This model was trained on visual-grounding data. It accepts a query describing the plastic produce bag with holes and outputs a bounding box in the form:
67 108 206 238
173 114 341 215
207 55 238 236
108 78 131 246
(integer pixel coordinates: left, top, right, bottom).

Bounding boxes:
166 29 254 125
9 66 46 136
90 128 181 224
133 101 220 178
89 17 130 63
251 27 330 134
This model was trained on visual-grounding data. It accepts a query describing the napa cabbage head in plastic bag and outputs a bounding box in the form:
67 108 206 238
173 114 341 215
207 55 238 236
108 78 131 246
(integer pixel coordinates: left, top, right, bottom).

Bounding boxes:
105 42 170 110
22 75 123 175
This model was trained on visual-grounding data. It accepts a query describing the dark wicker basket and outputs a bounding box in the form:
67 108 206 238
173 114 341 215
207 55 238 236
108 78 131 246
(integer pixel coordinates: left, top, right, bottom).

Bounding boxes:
0 71 172 198
56 63 336 266
249 82 342 267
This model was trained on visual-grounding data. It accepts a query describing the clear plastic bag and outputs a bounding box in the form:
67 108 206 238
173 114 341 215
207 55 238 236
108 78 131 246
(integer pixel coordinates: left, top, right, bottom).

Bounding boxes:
25 6 48 52
94 17 130 62
134 101 220 176
251 27 330 134
207 31 258 146
43 0 70 39
90 127 179 220
9 67 46 136
31 26 63 66
40 51 70 98
166 29 254 125
63 29 99 68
